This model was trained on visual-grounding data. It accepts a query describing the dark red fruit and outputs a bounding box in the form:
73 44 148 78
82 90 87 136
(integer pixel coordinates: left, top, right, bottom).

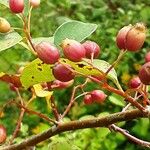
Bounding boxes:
47 80 73 90
128 76 141 88
139 62 150 85
91 90 107 103
9 0 24 13
116 23 146 51
61 39 86 62
83 94 93 105
82 41 100 59
145 52 150 63
35 42 60 64
30 0 40 8
52 63 75 82
0 125 7 143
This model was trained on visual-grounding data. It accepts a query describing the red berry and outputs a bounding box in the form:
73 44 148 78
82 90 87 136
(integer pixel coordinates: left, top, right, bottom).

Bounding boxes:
47 80 73 90
116 25 132 50
35 42 60 64
83 94 93 105
128 76 141 88
91 90 107 103
52 63 75 82
116 23 146 51
139 62 150 85
82 41 100 59
145 52 150 63
61 39 86 62
0 125 7 143
9 0 24 13
30 0 40 8
0 17 11 33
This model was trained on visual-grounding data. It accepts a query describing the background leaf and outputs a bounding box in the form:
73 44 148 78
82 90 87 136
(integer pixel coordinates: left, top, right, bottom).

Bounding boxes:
54 20 97 47
0 31 22 52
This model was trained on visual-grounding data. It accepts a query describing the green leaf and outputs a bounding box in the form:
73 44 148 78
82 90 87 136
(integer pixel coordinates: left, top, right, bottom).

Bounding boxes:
92 59 122 90
54 20 97 47
0 0 9 7
20 58 55 88
32 37 54 45
0 31 22 52
108 93 125 107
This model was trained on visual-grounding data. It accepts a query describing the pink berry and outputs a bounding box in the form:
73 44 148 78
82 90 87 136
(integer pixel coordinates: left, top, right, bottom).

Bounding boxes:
91 90 107 103
35 42 60 64
116 25 132 50
47 80 73 90
0 125 7 143
82 40 100 59
116 23 146 51
52 63 75 82
83 94 93 105
145 52 150 63
139 62 150 85
61 39 86 62
9 84 17 91
128 76 141 88
9 0 24 13
30 0 40 8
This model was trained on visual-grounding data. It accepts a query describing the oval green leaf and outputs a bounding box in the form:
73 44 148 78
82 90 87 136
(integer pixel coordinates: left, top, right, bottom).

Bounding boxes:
0 31 22 52
54 20 97 47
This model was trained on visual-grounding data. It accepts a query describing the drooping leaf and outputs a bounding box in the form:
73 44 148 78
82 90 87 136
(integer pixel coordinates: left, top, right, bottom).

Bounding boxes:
0 31 22 52
33 84 53 98
54 20 97 47
0 72 21 87
108 93 125 107
20 58 55 88
92 59 122 90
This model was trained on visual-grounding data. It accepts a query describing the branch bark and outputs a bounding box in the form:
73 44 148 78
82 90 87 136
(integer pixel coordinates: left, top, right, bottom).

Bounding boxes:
1 109 150 150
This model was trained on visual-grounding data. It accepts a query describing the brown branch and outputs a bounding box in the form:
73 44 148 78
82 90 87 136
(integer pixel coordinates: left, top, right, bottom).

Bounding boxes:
110 124 150 148
1 109 150 150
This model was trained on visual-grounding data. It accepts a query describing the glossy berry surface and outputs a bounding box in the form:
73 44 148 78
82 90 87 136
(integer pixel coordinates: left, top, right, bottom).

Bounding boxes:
52 63 75 82
145 52 150 63
30 0 40 8
0 17 11 33
128 76 141 88
9 0 24 13
82 40 100 59
61 39 86 62
83 94 93 105
35 42 60 64
139 62 150 85
0 125 7 143
91 90 107 103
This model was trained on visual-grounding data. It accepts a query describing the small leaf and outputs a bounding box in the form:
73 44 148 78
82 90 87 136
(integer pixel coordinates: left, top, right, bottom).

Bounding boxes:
20 58 55 88
0 31 22 52
33 84 53 98
54 20 97 47
108 93 125 107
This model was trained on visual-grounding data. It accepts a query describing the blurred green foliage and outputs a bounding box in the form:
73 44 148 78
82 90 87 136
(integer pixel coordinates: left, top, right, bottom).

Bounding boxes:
0 0 150 150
